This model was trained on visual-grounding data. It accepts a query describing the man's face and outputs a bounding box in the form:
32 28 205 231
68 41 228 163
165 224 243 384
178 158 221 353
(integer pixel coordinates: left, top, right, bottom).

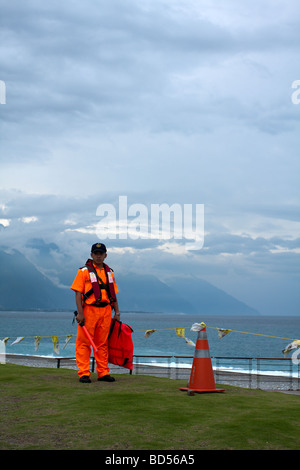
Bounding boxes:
91 251 107 265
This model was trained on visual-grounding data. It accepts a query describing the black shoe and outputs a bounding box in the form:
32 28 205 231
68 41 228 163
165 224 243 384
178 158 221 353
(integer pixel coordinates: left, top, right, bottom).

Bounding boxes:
98 375 115 382
79 375 91 383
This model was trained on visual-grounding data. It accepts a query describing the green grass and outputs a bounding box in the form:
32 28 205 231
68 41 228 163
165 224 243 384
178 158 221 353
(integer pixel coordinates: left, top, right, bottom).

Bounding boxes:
0 363 300 450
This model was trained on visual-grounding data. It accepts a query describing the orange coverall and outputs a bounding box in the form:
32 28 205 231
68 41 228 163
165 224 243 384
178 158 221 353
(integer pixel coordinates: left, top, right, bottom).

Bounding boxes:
71 264 119 379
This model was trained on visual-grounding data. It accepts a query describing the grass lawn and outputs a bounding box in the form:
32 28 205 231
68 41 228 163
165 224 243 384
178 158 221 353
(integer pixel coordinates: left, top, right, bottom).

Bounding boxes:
0 363 299 450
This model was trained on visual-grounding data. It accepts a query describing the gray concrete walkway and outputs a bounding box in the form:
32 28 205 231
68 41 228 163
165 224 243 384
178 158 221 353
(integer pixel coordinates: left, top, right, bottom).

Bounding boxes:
4 354 300 394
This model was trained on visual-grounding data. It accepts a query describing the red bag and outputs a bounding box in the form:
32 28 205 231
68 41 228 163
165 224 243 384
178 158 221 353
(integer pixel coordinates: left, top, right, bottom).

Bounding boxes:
108 319 134 371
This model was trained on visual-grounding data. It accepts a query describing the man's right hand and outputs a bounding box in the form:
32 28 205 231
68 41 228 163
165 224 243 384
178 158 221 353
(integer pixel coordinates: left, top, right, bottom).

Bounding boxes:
75 291 85 325
76 311 85 326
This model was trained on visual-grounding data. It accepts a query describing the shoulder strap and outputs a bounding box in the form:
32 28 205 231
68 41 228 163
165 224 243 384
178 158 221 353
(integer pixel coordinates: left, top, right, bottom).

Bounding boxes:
85 259 102 301
103 263 117 302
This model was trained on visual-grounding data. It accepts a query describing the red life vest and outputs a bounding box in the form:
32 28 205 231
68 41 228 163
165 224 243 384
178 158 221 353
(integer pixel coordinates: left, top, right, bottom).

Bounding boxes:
84 259 117 305
108 319 134 371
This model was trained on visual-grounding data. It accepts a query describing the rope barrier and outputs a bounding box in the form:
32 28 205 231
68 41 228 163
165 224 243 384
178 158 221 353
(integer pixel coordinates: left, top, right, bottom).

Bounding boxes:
1 324 297 342
2 321 299 358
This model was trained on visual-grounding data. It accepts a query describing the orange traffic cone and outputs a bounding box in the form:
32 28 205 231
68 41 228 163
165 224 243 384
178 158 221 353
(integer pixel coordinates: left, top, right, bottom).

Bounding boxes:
180 327 225 394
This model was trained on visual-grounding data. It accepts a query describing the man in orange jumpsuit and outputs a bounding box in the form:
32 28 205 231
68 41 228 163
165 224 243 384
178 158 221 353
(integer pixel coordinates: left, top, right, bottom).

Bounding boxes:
71 243 120 383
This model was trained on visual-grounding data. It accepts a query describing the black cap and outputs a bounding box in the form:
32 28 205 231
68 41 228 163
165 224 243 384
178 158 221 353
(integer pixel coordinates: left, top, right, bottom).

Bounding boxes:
91 243 107 253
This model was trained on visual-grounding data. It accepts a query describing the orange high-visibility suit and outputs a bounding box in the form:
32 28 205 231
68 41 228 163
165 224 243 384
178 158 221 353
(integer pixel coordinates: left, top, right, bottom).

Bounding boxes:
71 264 119 379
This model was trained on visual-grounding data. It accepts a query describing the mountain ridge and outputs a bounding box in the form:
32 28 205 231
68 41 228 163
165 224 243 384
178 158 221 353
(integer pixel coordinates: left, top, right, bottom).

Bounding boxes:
0 249 260 315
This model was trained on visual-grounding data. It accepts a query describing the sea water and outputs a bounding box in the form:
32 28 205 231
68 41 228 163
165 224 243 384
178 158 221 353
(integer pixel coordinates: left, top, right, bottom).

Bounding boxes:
1 310 299 376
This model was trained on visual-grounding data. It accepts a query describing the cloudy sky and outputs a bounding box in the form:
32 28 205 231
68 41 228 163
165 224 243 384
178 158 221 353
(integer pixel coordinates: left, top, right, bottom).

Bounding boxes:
0 0 299 315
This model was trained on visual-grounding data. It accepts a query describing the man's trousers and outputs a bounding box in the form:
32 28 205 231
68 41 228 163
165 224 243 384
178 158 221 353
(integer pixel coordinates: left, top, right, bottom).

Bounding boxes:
75 304 112 378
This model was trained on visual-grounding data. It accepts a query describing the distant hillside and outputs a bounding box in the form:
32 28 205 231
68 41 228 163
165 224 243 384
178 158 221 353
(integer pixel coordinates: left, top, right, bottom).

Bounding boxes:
0 249 72 310
116 273 195 313
164 276 259 315
0 249 260 314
